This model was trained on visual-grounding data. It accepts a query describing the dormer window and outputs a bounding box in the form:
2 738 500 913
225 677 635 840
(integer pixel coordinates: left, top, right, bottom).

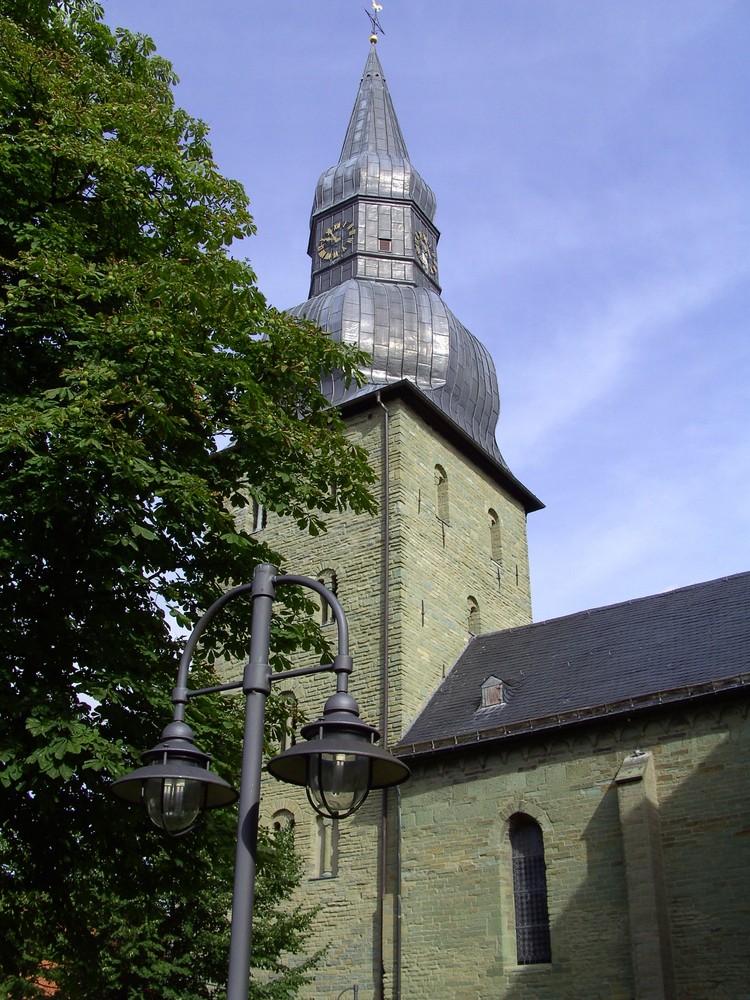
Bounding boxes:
481 675 504 708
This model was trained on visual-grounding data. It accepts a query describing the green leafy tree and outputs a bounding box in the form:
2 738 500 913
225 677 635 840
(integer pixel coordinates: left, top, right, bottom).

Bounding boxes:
0 0 376 995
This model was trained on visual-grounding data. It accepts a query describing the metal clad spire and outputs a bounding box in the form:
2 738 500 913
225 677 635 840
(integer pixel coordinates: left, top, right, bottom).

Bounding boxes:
339 46 408 162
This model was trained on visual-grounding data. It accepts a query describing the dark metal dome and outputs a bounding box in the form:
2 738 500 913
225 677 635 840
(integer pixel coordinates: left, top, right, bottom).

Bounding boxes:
288 279 506 466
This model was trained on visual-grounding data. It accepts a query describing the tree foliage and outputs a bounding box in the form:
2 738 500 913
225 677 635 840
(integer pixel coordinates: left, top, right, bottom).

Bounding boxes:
0 0 376 995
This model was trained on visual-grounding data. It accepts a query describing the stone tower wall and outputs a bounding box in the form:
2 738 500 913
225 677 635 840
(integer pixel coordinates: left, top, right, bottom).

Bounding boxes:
250 394 534 998
251 397 533 742
385 398 532 741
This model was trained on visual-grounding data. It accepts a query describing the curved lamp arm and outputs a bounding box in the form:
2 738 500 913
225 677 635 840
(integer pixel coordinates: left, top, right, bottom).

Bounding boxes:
169 565 353 722
170 581 255 723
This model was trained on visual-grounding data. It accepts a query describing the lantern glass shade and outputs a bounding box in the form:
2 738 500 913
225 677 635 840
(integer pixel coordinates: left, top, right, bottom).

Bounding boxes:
145 776 205 835
307 752 371 819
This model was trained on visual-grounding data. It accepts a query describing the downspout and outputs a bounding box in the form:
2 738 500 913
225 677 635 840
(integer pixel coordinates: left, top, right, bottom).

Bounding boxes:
395 784 403 1000
375 392 393 999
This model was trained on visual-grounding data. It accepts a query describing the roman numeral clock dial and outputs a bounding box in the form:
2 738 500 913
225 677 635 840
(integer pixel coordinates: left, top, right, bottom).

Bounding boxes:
317 220 356 261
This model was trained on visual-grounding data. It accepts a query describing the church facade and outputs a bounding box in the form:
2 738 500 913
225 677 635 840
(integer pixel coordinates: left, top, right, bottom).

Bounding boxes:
243 43 750 1000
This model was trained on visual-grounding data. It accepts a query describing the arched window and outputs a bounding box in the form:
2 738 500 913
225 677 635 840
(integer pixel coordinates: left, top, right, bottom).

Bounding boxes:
317 569 337 626
272 809 295 832
509 814 552 965
467 596 481 636
435 465 449 524
488 508 502 563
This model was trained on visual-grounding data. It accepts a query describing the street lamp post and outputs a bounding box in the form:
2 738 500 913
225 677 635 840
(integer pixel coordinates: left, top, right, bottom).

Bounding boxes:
111 563 409 1000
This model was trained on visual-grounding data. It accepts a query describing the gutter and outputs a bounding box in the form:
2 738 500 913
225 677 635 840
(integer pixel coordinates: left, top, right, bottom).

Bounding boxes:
397 673 750 762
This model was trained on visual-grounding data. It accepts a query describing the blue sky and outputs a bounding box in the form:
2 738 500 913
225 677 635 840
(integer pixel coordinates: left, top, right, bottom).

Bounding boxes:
101 1 750 622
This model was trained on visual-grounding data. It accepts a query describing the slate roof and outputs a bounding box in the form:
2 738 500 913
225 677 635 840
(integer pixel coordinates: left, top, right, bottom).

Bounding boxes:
398 571 750 757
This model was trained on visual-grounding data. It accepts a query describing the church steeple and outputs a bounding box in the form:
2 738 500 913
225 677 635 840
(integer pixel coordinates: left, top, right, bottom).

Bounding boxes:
289 43 533 483
307 42 439 298
263 42 541 996
338 45 409 161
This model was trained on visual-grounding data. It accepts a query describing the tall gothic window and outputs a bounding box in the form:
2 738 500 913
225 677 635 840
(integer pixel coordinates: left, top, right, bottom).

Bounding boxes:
435 465 449 524
509 814 552 965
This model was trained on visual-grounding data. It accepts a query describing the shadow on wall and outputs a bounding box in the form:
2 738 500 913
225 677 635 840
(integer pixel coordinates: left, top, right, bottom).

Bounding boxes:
497 703 749 1000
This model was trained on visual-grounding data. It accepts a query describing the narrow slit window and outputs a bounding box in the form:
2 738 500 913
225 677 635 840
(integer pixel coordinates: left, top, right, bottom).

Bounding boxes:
317 569 337 626
509 814 552 965
251 500 266 533
278 691 298 753
435 465 449 524
489 508 502 563
314 815 339 878
467 597 481 636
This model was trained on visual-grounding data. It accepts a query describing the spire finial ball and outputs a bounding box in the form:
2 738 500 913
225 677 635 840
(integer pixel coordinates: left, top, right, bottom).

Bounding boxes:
370 33 378 44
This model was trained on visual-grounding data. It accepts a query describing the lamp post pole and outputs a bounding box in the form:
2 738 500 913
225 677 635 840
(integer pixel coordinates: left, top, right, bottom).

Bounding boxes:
225 563 274 999
111 562 409 1000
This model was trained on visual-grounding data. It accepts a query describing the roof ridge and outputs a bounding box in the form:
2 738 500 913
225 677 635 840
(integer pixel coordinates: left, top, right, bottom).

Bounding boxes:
476 568 750 639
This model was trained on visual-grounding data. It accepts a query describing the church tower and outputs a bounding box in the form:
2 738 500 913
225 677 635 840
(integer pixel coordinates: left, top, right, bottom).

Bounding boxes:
248 40 542 998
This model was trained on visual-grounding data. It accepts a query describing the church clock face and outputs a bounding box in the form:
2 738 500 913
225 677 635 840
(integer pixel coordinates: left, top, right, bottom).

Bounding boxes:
414 230 438 275
317 220 356 261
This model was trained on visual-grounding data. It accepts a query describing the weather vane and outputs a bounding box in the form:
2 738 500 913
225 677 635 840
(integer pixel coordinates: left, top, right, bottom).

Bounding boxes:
365 1 385 42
